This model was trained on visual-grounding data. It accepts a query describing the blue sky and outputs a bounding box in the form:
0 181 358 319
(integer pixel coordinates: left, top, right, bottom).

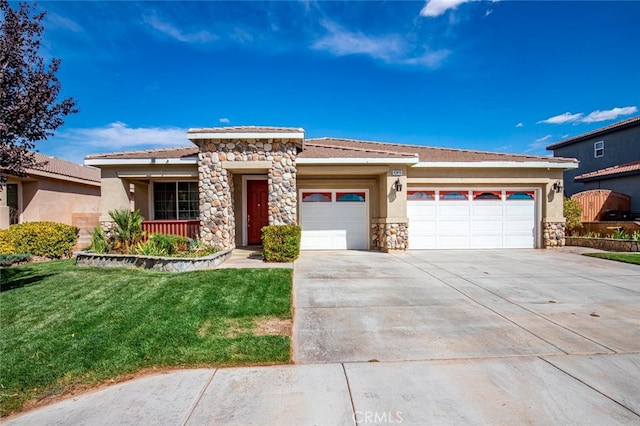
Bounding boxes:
29 0 640 163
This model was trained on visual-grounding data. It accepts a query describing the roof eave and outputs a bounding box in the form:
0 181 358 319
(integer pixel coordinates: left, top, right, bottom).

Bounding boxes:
84 158 198 166
296 157 419 165
412 161 579 169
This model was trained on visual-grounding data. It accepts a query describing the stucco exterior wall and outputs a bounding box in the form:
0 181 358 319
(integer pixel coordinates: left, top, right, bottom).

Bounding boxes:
551 125 640 197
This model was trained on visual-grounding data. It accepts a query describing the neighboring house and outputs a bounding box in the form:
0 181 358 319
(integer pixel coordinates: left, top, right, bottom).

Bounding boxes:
85 126 578 251
0 152 101 247
546 116 640 211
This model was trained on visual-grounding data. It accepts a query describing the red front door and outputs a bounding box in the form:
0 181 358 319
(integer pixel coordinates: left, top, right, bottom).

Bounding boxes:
247 180 269 245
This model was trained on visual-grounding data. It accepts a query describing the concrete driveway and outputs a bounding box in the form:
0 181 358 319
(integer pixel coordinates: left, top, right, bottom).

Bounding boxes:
293 249 640 363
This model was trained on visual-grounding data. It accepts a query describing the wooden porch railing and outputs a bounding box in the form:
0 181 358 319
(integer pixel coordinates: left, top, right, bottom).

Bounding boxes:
142 220 200 239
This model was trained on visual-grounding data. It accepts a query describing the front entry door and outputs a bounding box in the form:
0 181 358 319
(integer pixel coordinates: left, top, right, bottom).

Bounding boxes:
247 180 269 245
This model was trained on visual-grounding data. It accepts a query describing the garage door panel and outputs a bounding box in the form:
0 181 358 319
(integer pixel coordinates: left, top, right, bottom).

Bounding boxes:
471 220 503 232
472 204 504 216
439 220 470 232
505 203 534 215
472 235 504 248
438 235 470 249
505 235 534 248
411 221 437 232
439 204 470 216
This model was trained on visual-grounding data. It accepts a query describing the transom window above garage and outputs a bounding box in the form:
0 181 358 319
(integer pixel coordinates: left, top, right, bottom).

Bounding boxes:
440 191 468 200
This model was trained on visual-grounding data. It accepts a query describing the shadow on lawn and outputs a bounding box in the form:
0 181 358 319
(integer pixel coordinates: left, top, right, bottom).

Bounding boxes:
0 266 56 292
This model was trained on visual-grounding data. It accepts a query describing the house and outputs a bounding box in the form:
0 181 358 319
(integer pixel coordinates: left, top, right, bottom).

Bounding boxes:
0 152 101 247
546 116 640 212
85 126 578 251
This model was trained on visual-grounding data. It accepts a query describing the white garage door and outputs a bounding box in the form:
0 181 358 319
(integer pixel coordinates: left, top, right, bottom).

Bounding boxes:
408 190 536 249
300 190 368 250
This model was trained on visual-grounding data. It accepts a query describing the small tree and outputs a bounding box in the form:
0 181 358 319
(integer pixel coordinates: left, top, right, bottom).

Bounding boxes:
563 197 583 235
108 209 145 252
0 0 78 186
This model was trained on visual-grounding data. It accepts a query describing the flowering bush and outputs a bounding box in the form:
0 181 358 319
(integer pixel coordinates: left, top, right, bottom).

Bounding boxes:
0 222 78 258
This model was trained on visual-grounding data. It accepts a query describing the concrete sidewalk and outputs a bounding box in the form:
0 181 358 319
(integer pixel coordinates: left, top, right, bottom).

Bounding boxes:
4 354 640 425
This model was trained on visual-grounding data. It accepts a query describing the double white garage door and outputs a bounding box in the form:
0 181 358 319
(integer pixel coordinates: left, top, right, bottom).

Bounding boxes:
408 189 537 249
299 188 537 250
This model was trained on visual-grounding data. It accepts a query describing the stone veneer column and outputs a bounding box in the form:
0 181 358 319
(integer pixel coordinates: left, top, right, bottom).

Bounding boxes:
268 145 297 225
198 150 234 251
197 138 298 251
371 222 408 251
543 221 566 247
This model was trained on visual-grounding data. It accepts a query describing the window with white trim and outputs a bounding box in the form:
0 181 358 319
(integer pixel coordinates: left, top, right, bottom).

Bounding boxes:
594 141 604 158
153 182 199 220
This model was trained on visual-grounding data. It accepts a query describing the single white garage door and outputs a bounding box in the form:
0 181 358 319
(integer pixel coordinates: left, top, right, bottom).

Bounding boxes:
300 190 368 250
408 190 536 249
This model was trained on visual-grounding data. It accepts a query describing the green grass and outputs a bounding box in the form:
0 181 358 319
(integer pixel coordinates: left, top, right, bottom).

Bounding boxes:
584 252 640 265
0 260 292 416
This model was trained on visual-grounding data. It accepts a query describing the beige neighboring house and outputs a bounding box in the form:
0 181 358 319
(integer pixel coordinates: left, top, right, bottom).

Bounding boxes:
0 152 101 248
85 126 578 252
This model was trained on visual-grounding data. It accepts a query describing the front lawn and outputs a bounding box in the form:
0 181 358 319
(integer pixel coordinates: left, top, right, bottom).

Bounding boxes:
583 252 640 265
0 260 292 416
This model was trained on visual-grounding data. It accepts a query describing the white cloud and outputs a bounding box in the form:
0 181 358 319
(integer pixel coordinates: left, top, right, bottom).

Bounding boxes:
525 135 553 153
312 21 404 62
219 118 230 124
485 9 493 17
516 122 524 128
537 112 583 125
143 14 218 44
580 106 637 123
46 12 83 32
420 0 473 17
538 106 638 125
311 20 449 68
59 122 190 151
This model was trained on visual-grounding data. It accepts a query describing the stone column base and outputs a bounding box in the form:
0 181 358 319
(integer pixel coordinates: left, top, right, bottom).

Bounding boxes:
371 222 408 251
543 221 566 247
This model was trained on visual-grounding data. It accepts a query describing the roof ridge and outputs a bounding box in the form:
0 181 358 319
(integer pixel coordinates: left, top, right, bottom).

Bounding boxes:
85 145 197 159
308 137 571 162
306 141 417 157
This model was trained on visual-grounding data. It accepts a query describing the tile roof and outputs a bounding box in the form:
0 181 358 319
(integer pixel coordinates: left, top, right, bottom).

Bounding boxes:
546 116 640 150
187 126 304 134
85 146 199 160
574 160 640 181
27 152 100 185
84 136 577 165
304 137 575 163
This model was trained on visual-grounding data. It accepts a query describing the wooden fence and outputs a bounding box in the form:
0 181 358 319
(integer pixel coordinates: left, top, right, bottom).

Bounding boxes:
571 189 630 222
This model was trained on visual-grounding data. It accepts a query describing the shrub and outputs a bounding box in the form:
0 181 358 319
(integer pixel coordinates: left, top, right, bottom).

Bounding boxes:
0 253 32 267
610 229 630 240
262 225 301 262
135 238 168 256
563 197 582 234
109 209 145 252
1 222 78 258
89 227 109 254
0 229 14 254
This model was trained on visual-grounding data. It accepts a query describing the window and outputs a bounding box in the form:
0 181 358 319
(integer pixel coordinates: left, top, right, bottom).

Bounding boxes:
594 141 604 158
473 191 501 200
336 192 366 202
7 184 19 225
439 191 468 200
407 191 435 200
153 182 199 220
506 191 534 200
302 192 332 202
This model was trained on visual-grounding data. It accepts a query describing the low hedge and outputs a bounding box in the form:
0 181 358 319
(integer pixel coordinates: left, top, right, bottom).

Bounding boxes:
0 222 78 258
262 225 301 262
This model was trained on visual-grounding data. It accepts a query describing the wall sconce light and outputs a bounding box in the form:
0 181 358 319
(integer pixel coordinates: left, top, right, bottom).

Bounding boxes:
394 178 403 192
552 180 563 193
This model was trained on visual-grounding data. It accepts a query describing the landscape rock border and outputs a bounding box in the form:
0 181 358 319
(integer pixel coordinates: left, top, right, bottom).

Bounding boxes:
75 250 232 272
